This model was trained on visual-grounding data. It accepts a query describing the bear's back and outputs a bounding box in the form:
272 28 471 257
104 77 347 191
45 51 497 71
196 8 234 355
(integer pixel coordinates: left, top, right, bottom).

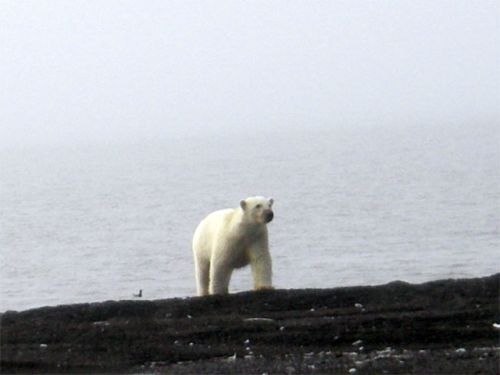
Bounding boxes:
204 208 235 228
194 208 235 243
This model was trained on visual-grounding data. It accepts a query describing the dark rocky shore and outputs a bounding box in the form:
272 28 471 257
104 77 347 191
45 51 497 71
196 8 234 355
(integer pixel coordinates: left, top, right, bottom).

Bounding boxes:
1 274 499 374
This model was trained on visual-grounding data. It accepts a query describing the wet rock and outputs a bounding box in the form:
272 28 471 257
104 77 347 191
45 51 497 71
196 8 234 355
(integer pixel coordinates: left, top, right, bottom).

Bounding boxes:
1 273 498 374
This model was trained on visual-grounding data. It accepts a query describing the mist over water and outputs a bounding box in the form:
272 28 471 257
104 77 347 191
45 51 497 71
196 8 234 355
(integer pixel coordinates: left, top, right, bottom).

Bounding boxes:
1 124 498 311
1 1 499 311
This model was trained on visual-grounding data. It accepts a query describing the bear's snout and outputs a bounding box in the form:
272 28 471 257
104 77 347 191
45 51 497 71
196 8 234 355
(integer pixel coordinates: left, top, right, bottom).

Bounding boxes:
265 211 274 223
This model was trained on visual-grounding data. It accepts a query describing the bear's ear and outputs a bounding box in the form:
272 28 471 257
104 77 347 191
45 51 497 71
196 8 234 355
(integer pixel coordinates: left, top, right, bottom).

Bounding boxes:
240 200 247 210
268 197 274 206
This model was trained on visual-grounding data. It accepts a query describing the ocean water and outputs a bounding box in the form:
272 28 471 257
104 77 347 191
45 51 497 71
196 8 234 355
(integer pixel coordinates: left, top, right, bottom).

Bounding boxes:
1 124 499 311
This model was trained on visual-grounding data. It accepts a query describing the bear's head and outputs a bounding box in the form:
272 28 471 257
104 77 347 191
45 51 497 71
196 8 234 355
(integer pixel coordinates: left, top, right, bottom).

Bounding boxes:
240 196 274 224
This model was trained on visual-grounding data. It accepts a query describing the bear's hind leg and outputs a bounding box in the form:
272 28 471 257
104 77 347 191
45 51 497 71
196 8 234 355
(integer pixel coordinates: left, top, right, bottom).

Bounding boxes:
195 259 210 296
209 260 233 295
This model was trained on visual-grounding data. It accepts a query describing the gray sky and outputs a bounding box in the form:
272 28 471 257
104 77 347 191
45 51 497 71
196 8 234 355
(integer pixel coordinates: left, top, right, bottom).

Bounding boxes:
1 0 498 146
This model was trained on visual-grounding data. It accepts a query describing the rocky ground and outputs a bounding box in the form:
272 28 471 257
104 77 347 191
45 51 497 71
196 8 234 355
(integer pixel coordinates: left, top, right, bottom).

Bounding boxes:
1 274 499 374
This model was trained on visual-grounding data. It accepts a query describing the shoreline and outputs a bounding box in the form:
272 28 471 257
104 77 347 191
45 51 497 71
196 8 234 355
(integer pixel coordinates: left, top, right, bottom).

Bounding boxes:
1 274 499 374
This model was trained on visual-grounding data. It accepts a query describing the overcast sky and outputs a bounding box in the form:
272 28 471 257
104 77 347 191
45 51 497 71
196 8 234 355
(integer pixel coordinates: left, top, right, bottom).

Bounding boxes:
1 1 498 146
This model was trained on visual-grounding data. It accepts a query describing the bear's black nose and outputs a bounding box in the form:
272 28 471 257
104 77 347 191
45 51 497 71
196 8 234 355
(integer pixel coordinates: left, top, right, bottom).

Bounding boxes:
266 211 274 222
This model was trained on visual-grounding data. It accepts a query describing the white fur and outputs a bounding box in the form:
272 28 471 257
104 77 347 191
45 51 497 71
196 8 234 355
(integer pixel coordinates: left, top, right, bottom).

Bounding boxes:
192 196 274 296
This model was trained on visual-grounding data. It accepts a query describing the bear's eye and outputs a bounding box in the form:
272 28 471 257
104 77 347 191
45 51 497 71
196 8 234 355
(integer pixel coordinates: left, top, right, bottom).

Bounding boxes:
255 204 262 209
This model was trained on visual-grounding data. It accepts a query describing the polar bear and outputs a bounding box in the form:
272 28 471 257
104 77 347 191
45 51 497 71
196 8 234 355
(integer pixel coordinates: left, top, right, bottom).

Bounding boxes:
192 196 275 296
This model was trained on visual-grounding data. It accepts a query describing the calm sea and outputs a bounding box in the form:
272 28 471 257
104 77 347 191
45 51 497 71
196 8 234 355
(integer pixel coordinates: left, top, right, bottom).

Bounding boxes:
1 124 499 311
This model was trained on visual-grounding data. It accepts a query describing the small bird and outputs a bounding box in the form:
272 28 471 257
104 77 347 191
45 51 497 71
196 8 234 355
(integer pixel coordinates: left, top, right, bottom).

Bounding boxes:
133 289 143 298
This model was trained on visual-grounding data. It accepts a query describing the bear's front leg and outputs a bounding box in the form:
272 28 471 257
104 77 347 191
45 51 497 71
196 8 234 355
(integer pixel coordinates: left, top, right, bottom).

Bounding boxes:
248 246 273 290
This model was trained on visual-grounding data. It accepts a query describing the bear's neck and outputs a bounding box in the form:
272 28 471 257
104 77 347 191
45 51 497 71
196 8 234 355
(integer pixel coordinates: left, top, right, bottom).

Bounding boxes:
234 208 264 231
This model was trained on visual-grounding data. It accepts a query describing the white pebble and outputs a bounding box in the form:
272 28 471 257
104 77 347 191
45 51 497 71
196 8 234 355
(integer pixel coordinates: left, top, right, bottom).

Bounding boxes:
244 318 275 323
244 339 250 344
455 348 466 354
343 351 358 357
40 344 48 349
92 321 110 326
354 303 363 309
349 368 357 373
280 326 285 331
493 323 500 330
352 340 363 346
